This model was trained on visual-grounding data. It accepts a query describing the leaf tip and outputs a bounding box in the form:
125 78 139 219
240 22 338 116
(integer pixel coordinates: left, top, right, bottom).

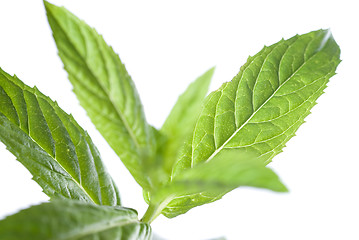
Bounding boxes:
279 184 289 193
43 0 53 10
203 66 216 79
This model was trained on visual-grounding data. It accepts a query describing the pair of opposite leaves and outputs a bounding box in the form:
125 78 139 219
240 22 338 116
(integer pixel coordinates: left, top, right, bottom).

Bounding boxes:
0 1 340 239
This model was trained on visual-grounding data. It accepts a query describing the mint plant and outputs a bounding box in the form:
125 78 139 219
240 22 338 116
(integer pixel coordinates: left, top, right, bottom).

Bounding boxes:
0 1 341 239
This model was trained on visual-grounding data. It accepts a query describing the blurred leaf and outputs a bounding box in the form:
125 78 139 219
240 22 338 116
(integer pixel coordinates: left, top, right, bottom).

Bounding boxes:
0 200 151 240
161 68 215 174
155 151 287 204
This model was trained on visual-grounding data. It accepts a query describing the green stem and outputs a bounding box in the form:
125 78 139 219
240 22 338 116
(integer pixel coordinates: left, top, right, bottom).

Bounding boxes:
141 203 161 224
141 196 174 224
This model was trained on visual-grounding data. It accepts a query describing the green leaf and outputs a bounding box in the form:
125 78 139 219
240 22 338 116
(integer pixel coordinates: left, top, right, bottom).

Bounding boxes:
143 151 287 222
163 29 341 217
44 1 155 190
161 68 215 174
0 200 151 240
160 151 286 200
0 68 120 206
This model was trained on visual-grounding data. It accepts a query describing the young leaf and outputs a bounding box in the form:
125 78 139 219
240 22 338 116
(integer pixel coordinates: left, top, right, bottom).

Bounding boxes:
142 69 215 204
44 1 155 190
143 151 287 221
0 200 151 240
161 68 215 174
0 68 120 206
163 29 341 217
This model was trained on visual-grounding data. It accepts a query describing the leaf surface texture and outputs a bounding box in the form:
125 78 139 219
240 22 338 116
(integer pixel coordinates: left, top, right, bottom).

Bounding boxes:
0 68 120 206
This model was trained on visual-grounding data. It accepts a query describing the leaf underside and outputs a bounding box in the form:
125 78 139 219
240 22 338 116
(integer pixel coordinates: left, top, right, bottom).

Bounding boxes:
0 200 151 240
44 1 156 190
162 29 340 217
0 68 120 206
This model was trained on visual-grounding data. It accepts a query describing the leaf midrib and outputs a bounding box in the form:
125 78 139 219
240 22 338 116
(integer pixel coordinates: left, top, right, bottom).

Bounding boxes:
49 10 141 150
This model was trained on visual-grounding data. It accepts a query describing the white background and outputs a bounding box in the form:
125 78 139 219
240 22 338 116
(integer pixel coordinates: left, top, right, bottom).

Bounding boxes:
0 0 358 239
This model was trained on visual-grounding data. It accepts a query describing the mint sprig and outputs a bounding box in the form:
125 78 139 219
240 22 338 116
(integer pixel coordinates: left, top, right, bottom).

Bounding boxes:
0 1 341 238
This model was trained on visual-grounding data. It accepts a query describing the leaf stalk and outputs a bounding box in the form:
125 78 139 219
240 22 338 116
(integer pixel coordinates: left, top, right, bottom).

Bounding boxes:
141 196 174 224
